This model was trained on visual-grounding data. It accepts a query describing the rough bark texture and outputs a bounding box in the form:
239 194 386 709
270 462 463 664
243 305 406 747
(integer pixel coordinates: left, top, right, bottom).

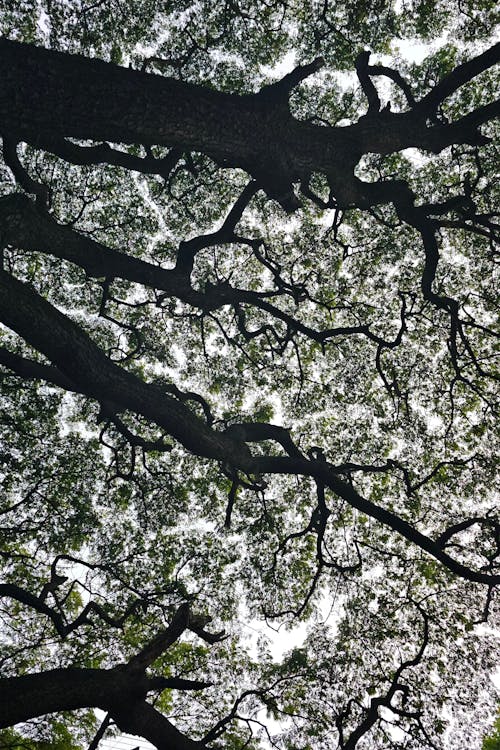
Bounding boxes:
1 39 498 207
0 669 204 750
0 668 139 727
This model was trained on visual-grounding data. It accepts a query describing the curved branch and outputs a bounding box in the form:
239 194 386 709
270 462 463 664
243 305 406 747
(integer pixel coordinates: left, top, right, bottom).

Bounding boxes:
174 180 259 274
0 192 404 350
0 582 147 638
437 516 499 549
367 64 416 108
2 136 50 206
259 57 325 102
355 51 381 115
0 668 206 750
342 606 429 749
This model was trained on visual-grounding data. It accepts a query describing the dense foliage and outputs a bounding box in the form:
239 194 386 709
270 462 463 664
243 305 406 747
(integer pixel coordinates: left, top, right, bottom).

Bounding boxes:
0 2 498 749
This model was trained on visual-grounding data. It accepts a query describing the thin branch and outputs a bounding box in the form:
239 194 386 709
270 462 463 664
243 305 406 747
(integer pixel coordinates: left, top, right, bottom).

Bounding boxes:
30 135 183 180
367 64 416 108
2 137 50 206
88 712 111 750
355 51 381 115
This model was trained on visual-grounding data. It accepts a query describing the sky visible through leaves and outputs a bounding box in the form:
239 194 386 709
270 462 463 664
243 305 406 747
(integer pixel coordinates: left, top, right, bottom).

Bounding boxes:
0 1 499 749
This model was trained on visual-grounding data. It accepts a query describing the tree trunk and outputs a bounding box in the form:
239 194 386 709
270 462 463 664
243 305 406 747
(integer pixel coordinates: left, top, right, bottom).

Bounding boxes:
0 668 204 750
0 668 135 727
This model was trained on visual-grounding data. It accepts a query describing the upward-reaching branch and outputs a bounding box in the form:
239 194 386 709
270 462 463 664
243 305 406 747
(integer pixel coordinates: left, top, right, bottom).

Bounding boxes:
259 56 325 101
355 51 381 114
367 64 416 108
126 602 190 672
418 41 500 113
0 601 216 748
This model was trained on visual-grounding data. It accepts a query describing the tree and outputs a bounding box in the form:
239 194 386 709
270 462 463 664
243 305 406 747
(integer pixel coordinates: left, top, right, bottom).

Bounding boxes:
0 2 498 748
483 710 500 750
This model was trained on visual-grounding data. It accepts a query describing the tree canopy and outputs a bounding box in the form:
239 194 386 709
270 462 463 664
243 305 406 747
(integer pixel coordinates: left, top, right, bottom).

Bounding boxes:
0 2 498 749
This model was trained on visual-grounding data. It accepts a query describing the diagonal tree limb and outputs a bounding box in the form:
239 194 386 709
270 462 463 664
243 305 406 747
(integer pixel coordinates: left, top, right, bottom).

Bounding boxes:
0 268 251 465
1 38 498 205
259 57 325 102
417 41 500 113
341 606 429 749
29 135 183 179
111 700 207 750
87 712 112 750
0 583 68 637
0 582 150 638
0 192 410 349
0 345 80 394
0 269 497 586
147 676 213 691
126 603 190 672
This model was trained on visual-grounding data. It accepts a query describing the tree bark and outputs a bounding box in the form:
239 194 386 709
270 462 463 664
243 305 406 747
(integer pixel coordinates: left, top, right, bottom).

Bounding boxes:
1 39 497 207
0 268 498 587
0 668 136 727
0 668 204 750
0 267 252 465
1 36 499 743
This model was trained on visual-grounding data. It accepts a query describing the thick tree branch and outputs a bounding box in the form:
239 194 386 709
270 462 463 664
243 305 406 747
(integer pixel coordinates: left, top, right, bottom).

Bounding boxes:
126 602 190 672
1 39 497 209
0 345 79 393
0 270 497 586
417 42 500 113
0 668 205 750
147 676 213 691
111 700 206 750
259 57 325 101
0 268 251 465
